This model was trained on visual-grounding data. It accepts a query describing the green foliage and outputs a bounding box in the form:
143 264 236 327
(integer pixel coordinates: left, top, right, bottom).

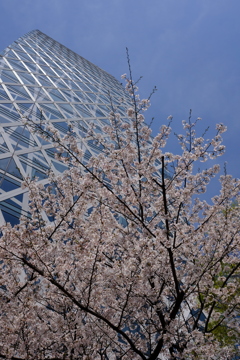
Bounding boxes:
208 320 239 346
202 261 240 346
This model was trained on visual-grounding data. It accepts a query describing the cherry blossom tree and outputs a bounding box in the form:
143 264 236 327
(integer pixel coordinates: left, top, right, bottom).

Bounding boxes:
0 73 239 360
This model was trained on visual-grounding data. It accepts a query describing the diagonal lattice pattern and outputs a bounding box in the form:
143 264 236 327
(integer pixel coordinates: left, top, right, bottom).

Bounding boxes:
0 30 131 225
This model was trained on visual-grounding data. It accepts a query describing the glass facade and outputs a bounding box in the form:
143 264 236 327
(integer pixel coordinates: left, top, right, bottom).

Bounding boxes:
0 30 131 225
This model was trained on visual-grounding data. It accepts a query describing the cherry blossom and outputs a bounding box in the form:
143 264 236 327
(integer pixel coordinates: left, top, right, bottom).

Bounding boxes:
0 75 239 360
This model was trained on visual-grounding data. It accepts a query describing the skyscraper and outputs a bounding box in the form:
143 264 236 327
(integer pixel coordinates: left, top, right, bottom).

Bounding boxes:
0 30 131 225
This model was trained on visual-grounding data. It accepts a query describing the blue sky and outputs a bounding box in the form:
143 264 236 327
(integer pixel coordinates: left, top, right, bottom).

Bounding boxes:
1 0 240 198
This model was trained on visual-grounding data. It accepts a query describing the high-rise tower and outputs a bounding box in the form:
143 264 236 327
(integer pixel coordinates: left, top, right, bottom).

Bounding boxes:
0 30 131 225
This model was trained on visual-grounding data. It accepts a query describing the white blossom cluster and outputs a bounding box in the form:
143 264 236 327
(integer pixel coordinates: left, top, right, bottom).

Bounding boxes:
0 78 239 360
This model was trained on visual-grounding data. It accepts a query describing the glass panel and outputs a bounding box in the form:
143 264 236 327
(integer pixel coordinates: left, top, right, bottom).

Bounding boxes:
36 75 53 86
26 87 50 101
69 90 87 102
16 51 31 62
0 58 11 70
45 147 57 159
7 59 27 71
0 70 19 83
76 82 91 92
4 125 37 149
58 103 76 116
74 104 92 117
0 157 23 179
17 71 37 85
7 85 32 101
53 121 70 134
19 152 49 180
24 62 44 74
84 149 92 161
48 89 66 101
0 134 9 153
51 160 68 173
87 83 98 92
86 92 97 102
0 103 20 122
88 139 104 153
5 50 19 59
40 65 57 76
0 174 20 192
40 103 63 119
0 86 10 100
1 209 20 226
